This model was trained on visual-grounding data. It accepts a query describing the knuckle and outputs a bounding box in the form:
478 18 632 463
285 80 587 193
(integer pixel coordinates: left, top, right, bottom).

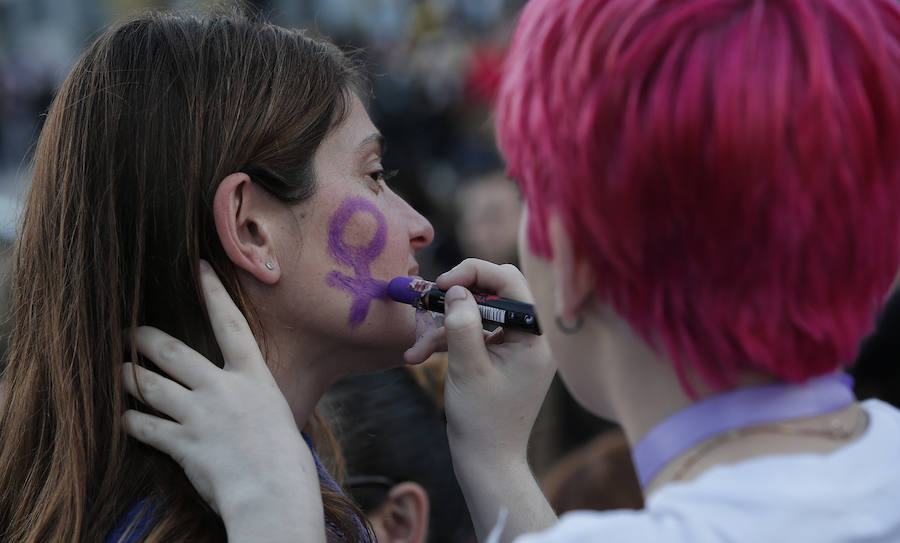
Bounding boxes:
158 339 185 365
444 307 482 331
138 418 158 440
127 413 157 440
452 258 476 274
135 369 159 396
461 257 483 270
220 314 245 335
499 263 522 277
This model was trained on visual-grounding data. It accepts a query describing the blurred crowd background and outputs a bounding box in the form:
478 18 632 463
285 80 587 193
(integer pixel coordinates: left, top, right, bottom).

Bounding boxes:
0 0 522 274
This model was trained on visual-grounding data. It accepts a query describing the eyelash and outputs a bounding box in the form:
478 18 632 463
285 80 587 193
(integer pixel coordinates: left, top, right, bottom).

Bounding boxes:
368 169 398 192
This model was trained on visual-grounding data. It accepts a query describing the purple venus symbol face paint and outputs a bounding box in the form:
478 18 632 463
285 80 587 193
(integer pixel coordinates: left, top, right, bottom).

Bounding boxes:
325 197 390 327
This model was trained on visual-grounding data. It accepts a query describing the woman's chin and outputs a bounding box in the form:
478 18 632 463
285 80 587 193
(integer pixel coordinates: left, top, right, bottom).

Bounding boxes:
323 303 421 371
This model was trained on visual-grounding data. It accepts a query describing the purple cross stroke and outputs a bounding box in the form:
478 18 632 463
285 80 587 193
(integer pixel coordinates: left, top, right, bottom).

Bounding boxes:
325 197 390 326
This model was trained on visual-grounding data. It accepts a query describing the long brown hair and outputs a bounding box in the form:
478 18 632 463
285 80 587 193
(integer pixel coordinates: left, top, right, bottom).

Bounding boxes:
0 6 371 542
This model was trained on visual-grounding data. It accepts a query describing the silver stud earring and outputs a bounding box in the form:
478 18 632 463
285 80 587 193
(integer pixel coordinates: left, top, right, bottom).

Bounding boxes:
265 261 275 270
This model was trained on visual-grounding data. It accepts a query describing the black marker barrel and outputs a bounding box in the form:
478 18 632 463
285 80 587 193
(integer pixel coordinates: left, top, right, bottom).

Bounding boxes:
387 276 542 335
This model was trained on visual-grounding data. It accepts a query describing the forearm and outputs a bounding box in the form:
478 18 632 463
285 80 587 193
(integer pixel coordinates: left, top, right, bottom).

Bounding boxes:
451 450 557 543
432 261 559 541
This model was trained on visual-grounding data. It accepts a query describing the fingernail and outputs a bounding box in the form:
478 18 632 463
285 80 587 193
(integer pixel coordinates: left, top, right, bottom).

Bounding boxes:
446 285 468 305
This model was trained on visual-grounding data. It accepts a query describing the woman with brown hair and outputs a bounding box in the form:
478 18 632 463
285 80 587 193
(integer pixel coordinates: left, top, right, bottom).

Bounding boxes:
0 6 433 542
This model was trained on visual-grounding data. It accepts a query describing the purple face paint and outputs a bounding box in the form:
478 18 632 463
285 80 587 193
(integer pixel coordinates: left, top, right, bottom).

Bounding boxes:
415 309 437 340
326 197 390 326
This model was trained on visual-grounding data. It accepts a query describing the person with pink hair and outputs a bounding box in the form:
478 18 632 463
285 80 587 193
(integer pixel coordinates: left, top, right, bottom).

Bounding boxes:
127 0 900 541
411 0 900 540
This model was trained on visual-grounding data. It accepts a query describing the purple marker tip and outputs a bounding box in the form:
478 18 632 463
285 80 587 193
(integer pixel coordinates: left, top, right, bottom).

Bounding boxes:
388 276 422 304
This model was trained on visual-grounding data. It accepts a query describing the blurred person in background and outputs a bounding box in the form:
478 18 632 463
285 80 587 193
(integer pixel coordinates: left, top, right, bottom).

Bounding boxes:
539 429 643 515
453 171 522 267
321 367 476 543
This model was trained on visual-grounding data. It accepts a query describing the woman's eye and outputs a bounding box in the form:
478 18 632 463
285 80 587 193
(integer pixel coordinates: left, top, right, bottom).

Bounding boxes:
367 169 398 193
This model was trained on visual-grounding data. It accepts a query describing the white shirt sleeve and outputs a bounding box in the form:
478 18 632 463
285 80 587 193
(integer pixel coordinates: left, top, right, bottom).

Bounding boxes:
513 509 692 543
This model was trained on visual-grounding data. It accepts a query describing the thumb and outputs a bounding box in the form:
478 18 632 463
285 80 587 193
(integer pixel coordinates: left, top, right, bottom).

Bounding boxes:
444 285 490 377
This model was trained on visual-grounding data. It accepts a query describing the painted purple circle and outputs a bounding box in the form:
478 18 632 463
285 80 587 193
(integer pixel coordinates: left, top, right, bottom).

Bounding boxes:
328 197 388 274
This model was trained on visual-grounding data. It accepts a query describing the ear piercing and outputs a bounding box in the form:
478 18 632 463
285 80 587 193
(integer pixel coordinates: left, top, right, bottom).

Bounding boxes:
554 314 584 334
265 261 275 270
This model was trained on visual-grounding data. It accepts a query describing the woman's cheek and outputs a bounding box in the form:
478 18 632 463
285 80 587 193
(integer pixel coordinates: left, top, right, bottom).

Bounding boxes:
322 197 392 327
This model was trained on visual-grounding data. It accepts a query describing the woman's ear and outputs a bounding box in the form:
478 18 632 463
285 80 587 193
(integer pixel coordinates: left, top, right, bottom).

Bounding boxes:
213 172 281 285
548 213 595 322
369 481 429 543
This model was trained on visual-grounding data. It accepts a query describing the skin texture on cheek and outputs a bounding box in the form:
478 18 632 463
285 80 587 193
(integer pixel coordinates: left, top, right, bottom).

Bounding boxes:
325 197 390 326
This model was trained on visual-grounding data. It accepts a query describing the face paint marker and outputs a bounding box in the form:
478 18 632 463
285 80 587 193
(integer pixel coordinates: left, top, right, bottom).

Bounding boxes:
388 276 542 335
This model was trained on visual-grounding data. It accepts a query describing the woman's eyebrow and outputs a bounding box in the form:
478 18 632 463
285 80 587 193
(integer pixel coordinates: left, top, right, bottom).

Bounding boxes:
357 132 386 158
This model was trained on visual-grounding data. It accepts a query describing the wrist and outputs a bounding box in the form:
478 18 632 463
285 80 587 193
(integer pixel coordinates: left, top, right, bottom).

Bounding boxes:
449 436 531 481
216 473 306 517
447 425 530 463
218 469 325 542
217 442 321 520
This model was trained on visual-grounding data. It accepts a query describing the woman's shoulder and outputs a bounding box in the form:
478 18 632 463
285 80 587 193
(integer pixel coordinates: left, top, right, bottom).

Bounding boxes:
654 398 900 499
514 401 900 543
642 399 900 538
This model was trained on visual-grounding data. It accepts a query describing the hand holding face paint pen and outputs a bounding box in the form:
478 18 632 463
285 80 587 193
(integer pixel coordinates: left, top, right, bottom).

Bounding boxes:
401 259 557 542
388 277 542 335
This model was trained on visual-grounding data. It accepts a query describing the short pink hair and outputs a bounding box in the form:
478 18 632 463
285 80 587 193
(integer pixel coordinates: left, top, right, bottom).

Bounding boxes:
497 0 900 393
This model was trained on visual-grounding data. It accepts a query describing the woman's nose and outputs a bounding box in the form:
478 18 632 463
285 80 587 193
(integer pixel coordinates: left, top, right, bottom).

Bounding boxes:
407 204 435 252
